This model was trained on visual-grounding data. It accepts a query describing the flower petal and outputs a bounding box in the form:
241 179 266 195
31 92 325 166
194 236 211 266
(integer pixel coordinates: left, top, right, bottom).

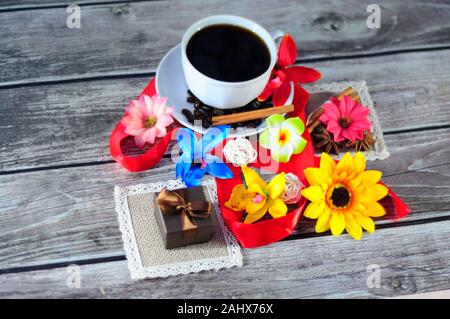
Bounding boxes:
345 214 363 240
259 129 270 149
267 172 286 199
184 166 206 187
341 128 360 143
303 202 324 219
247 182 265 196
204 155 233 179
301 185 323 203
285 66 322 84
270 141 294 163
315 209 331 233
272 81 291 106
321 102 341 122
124 126 146 137
242 166 267 189
266 114 285 129
282 117 305 135
158 114 174 127
336 153 353 176
246 196 267 215
361 184 388 202
363 201 386 217
268 198 288 218
244 203 268 224
134 134 146 147
330 213 346 236
277 34 297 68
320 153 336 176
257 83 275 101
356 215 375 233
304 167 331 187
353 152 366 175
143 128 157 144
289 135 308 155
359 170 382 187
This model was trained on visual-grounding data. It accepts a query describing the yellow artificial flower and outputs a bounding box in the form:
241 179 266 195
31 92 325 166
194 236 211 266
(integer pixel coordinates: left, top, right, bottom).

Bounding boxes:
301 152 388 240
242 166 287 224
224 184 253 212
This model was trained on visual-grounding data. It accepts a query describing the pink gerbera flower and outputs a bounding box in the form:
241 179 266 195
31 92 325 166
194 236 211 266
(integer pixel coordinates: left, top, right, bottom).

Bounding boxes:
121 94 174 147
319 95 371 142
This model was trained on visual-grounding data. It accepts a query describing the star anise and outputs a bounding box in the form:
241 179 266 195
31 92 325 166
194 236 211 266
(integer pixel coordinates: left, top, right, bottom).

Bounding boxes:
346 130 376 152
312 124 340 155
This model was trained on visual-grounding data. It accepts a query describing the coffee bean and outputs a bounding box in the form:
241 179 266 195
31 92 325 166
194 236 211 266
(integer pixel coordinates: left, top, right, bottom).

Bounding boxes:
253 99 262 107
187 96 195 103
212 109 225 116
202 117 212 128
194 109 205 118
201 104 213 112
185 93 273 129
194 100 203 108
182 109 194 123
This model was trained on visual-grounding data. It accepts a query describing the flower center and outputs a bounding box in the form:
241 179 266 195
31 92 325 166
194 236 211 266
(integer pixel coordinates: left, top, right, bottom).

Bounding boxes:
253 194 265 204
144 116 158 128
327 183 352 209
278 129 290 145
338 117 352 129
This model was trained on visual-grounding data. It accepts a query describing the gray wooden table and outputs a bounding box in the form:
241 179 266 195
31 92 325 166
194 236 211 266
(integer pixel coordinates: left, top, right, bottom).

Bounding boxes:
1 0 450 298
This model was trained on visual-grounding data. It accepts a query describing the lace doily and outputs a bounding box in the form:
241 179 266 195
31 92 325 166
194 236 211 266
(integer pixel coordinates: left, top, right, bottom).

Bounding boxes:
305 80 390 161
223 137 257 166
114 177 243 280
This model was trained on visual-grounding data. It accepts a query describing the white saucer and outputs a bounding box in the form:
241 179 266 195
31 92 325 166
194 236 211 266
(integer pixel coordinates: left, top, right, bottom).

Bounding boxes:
156 44 293 138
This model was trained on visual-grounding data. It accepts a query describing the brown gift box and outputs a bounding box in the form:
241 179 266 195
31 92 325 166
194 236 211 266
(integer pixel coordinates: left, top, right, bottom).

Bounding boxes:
154 186 216 249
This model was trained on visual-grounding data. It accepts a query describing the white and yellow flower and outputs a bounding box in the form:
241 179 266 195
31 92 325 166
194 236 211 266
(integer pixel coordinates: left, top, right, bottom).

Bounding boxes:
259 114 307 163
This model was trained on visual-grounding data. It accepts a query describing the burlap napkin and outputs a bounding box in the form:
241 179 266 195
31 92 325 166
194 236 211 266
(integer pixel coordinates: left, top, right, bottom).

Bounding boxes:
115 179 242 279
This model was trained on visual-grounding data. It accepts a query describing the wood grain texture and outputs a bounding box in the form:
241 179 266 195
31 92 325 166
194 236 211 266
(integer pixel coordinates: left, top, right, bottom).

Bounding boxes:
1 49 450 172
1 220 449 298
1 0 450 85
0 128 449 270
0 0 146 11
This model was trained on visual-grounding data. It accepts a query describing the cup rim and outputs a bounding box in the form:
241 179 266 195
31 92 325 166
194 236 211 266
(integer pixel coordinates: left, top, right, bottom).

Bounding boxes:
181 15 277 87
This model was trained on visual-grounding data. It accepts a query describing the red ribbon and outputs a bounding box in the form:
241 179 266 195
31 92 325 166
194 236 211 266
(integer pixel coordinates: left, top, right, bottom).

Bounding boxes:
109 79 176 172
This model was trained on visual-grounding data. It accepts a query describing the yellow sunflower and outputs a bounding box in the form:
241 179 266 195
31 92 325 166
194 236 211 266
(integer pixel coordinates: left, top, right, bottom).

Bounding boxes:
301 152 388 240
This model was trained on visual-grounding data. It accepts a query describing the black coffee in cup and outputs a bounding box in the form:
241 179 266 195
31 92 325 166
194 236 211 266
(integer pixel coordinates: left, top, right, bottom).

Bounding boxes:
186 24 271 82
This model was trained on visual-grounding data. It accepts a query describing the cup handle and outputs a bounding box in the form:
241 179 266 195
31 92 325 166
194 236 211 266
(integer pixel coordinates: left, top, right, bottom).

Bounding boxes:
270 30 285 45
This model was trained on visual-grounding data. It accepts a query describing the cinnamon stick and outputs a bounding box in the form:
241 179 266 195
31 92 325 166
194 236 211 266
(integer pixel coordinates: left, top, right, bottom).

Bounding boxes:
336 87 354 100
212 104 294 126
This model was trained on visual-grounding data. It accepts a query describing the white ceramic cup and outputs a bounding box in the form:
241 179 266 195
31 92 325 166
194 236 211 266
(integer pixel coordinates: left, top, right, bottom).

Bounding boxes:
181 15 280 109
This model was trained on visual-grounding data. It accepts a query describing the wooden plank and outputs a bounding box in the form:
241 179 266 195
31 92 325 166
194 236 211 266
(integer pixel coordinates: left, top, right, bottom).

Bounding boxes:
0 128 449 270
1 0 450 85
1 220 449 298
1 49 450 172
0 0 145 11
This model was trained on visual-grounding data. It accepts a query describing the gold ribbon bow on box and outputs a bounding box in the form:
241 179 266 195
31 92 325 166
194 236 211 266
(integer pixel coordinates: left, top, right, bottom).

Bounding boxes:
156 188 212 234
